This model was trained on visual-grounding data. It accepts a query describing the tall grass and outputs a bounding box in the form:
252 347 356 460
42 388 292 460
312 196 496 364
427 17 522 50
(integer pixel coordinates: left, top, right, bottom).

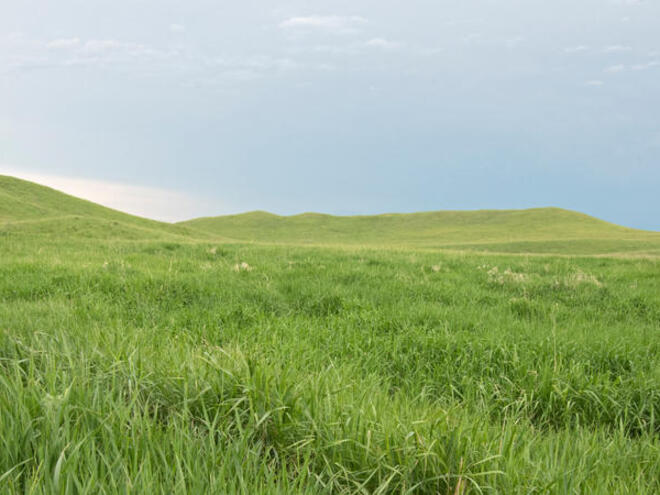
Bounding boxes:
0 237 658 493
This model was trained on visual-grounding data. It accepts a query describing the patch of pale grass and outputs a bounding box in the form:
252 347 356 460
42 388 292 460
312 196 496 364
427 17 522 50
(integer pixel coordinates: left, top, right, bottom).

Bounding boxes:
565 270 603 288
487 266 528 284
233 261 253 272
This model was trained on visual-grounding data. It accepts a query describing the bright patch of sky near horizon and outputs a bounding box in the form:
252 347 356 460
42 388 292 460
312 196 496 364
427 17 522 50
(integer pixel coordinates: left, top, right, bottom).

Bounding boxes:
1 0 659 228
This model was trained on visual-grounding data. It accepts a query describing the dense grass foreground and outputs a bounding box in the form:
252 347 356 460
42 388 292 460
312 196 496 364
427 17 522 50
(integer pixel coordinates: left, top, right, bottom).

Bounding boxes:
0 237 658 494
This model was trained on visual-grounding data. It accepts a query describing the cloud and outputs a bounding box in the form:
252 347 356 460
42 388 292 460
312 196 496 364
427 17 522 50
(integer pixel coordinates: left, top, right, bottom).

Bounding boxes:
73 39 175 64
183 54 300 88
366 38 402 50
82 39 143 53
3 32 295 84
603 45 632 52
605 64 626 72
564 45 589 53
584 80 605 86
170 24 186 33
631 60 659 70
46 38 81 49
0 167 230 222
203 55 298 73
278 15 367 34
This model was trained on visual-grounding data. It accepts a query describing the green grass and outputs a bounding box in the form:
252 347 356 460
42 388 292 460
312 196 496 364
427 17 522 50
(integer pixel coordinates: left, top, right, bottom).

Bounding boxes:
1 176 659 493
0 176 214 242
180 209 660 256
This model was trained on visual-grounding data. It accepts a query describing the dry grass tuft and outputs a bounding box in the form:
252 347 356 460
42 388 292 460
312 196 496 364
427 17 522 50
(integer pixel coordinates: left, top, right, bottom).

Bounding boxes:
487 266 528 284
565 270 603 288
233 261 253 272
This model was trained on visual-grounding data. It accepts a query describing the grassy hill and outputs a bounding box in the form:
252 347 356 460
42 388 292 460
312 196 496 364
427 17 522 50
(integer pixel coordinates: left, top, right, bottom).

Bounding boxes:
0 175 212 241
3 174 659 255
181 208 660 255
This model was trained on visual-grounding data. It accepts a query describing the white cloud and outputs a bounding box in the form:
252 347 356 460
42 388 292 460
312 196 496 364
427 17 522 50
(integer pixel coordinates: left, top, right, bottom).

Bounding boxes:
279 15 367 33
631 60 659 70
584 80 605 86
366 38 402 50
189 55 299 85
170 24 186 33
3 32 294 84
298 44 362 55
0 167 231 222
46 38 80 49
603 45 632 52
564 45 589 53
82 39 141 53
75 39 174 63
202 55 299 75
605 64 625 73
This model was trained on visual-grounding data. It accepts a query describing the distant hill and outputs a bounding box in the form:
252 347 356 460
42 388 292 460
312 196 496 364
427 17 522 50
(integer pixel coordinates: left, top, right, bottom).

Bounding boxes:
0 175 210 241
180 209 660 255
2 175 659 255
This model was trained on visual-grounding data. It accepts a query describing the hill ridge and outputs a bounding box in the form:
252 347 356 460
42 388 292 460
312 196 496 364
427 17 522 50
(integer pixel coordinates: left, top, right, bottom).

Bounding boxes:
0 175 214 241
180 205 660 255
196 206 639 229
2 174 659 255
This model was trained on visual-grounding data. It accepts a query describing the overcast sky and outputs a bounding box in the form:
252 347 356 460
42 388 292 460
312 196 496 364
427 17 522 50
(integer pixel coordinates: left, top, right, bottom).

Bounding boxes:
1 0 659 228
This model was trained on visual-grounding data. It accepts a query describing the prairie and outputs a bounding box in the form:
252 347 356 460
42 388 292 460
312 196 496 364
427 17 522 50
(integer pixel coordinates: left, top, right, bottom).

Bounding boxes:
0 175 658 493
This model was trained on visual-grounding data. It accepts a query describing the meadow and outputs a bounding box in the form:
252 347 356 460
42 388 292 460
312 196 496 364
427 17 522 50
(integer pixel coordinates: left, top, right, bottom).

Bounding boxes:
0 176 659 493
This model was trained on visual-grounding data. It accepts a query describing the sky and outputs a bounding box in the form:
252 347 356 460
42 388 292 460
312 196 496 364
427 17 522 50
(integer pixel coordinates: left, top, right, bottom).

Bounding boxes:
1 0 659 229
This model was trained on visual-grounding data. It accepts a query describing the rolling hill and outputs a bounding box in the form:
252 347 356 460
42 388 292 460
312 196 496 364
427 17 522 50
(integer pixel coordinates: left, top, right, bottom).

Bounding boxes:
2 174 659 255
0 175 212 241
181 208 660 255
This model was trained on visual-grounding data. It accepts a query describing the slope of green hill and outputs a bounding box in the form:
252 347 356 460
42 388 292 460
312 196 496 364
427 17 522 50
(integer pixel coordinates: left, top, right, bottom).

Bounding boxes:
3 174 659 255
180 208 660 255
0 175 212 241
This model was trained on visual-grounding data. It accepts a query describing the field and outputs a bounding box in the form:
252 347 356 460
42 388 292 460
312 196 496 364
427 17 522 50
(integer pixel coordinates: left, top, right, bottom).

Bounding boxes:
1 176 659 494
182 209 660 257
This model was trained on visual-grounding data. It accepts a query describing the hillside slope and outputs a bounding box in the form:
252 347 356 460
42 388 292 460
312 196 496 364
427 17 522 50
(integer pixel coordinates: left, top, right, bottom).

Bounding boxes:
0 175 211 241
3 175 658 255
181 208 660 255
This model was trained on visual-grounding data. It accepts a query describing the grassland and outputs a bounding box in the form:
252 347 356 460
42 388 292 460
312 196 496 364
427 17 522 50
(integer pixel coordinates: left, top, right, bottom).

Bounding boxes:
0 175 659 493
0 176 212 241
181 209 660 256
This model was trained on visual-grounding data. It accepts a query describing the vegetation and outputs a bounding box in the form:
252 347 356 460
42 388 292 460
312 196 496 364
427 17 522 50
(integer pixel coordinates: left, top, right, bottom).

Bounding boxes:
181 209 660 256
0 176 212 241
1 176 658 493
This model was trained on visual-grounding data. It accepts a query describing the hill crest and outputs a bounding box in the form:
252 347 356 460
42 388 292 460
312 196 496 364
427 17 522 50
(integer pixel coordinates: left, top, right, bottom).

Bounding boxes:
2 174 658 255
